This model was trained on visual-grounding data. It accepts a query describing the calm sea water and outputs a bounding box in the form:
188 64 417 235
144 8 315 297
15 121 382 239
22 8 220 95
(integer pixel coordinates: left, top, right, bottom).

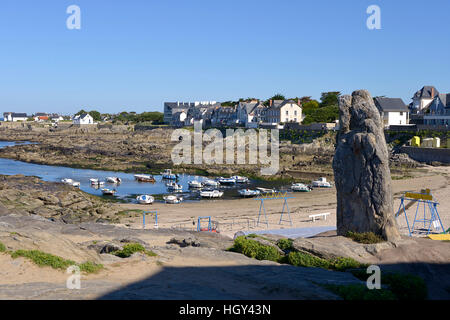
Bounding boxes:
0 141 289 203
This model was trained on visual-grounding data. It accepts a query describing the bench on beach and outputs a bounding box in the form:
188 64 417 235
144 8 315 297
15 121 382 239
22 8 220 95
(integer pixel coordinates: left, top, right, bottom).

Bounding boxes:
309 212 330 222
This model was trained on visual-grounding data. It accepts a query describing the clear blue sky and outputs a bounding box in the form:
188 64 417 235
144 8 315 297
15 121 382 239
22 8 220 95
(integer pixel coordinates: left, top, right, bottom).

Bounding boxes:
0 0 449 115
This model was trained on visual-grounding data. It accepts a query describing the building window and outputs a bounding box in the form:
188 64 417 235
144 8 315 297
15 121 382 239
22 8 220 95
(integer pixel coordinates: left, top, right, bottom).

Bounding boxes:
400 112 403 116
286 111 289 115
294 111 297 116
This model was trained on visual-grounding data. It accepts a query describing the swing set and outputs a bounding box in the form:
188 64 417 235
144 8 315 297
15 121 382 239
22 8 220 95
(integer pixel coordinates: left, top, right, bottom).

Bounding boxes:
395 189 446 237
142 211 158 229
197 216 218 233
255 192 294 227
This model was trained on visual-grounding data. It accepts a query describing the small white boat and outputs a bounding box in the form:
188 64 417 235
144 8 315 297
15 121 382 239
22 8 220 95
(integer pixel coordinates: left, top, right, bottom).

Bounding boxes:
217 177 236 185
200 189 224 198
311 177 332 188
291 183 312 192
90 178 104 186
134 174 156 183
101 188 117 195
256 187 276 195
231 176 249 183
106 177 122 184
188 180 203 188
238 189 261 198
203 179 220 187
61 178 80 188
161 169 178 180
163 195 183 204
166 182 183 191
136 194 154 204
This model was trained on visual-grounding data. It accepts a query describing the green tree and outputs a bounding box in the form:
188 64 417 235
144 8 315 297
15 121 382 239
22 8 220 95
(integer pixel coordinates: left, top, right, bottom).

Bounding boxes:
75 109 88 116
88 110 101 121
320 92 341 107
302 100 320 110
270 93 286 101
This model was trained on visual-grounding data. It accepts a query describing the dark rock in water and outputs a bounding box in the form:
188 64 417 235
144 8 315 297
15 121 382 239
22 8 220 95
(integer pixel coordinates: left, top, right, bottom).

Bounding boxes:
332 90 400 241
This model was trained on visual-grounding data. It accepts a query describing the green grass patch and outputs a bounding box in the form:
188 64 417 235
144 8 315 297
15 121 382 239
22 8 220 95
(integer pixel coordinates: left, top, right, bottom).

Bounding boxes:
0 242 6 253
228 236 281 262
229 236 366 271
287 251 331 269
10 249 103 273
112 243 157 258
345 231 385 244
11 250 75 270
79 261 104 274
287 251 367 271
276 238 294 251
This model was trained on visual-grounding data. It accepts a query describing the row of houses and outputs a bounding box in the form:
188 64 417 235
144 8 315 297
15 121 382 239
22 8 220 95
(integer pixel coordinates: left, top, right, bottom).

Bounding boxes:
164 86 449 129
2 112 65 122
164 99 304 128
409 86 450 126
2 112 97 125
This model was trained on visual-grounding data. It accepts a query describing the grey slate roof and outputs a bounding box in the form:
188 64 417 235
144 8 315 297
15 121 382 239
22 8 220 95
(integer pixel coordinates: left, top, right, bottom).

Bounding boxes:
12 113 28 118
374 97 408 112
270 99 300 109
242 101 259 114
413 86 439 99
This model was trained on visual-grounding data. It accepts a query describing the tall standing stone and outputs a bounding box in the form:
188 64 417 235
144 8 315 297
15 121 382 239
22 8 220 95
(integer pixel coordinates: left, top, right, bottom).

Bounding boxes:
332 90 400 241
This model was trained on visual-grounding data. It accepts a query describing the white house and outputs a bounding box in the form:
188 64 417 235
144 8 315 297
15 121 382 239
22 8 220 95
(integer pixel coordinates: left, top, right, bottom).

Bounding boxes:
374 97 409 126
264 99 302 125
73 113 94 125
3 112 28 122
410 86 439 114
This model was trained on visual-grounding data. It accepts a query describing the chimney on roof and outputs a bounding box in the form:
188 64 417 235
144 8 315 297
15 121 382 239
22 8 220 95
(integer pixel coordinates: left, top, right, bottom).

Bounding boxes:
269 99 272 107
297 98 301 106
431 87 435 98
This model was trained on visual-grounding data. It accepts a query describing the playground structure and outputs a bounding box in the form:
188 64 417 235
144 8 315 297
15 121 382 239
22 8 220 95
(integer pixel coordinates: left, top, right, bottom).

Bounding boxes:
395 189 446 237
142 211 158 229
255 192 294 228
196 216 218 233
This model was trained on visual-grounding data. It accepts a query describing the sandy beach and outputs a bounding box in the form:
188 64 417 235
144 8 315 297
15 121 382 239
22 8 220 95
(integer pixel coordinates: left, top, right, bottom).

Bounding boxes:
117 166 450 238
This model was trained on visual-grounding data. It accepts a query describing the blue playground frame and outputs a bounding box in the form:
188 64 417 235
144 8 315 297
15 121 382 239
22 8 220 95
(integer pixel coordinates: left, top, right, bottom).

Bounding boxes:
197 216 217 232
142 211 158 229
395 192 445 237
254 193 294 228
